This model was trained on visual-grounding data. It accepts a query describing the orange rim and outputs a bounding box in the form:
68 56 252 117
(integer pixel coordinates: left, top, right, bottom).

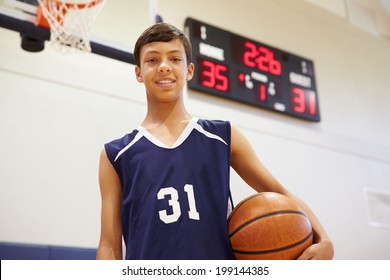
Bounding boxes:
36 0 105 28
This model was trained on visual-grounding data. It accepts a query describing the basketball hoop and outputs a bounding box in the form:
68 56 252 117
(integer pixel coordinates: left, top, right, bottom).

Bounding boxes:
36 0 106 52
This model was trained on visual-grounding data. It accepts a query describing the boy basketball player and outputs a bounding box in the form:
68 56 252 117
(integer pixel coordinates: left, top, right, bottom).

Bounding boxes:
96 23 334 260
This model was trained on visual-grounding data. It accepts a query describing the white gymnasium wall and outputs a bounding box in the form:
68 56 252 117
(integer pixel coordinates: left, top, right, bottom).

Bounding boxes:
0 0 389 259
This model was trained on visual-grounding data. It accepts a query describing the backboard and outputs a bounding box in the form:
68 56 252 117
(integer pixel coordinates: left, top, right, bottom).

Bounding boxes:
0 0 163 64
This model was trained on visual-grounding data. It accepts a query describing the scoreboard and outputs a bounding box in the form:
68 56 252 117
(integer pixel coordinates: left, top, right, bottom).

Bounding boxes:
185 18 320 122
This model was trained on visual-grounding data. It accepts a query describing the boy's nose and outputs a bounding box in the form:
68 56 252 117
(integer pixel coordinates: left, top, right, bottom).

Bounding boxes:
158 61 172 73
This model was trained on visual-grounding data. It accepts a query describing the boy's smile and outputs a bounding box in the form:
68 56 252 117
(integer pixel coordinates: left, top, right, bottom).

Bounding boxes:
155 78 176 88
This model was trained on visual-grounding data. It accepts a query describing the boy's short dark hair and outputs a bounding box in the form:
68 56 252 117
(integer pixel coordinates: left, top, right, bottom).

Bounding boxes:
134 23 192 67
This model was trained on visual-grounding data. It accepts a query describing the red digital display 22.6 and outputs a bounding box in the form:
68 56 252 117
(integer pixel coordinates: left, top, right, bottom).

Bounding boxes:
185 17 320 122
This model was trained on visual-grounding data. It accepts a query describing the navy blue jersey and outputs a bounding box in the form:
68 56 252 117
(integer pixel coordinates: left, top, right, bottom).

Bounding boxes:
105 118 235 260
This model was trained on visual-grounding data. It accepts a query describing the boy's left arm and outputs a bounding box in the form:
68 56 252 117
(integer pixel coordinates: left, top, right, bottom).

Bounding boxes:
230 125 334 260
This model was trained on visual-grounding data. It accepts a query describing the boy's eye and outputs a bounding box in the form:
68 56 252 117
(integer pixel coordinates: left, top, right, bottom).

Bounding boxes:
146 58 158 63
172 57 183 62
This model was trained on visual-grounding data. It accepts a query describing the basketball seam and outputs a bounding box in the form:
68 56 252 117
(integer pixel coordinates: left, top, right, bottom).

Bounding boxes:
229 210 309 238
227 194 259 223
233 231 313 255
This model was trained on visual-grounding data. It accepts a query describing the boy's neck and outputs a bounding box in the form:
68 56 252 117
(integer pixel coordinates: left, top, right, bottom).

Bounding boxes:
141 103 194 148
142 102 192 128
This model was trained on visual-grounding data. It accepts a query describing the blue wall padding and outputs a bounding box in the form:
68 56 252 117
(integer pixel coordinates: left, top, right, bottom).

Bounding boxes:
0 242 97 260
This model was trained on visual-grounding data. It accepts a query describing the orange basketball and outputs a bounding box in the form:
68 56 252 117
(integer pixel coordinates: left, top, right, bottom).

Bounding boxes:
228 192 313 260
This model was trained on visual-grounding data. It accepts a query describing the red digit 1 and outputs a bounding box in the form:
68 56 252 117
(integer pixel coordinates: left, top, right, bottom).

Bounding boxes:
259 84 266 101
308 91 316 115
215 64 228 91
243 41 257 68
201 60 215 88
292 87 305 113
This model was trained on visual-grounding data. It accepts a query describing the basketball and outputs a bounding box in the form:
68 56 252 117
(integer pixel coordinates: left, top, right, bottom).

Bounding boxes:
228 192 313 260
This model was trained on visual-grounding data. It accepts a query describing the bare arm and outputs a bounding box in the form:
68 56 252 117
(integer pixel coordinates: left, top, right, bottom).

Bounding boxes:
230 125 334 260
96 149 123 260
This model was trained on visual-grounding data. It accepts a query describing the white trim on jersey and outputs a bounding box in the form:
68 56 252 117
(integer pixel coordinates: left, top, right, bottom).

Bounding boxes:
194 123 228 146
136 117 200 149
114 117 227 161
114 132 143 162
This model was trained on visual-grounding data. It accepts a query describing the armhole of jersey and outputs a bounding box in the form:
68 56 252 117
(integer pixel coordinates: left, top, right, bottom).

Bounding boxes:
104 144 122 177
225 120 234 218
227 191 234 218
104 144 114 165
122 235 126 260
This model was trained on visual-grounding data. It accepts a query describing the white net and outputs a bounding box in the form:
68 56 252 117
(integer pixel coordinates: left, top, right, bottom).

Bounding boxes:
37 0 106 52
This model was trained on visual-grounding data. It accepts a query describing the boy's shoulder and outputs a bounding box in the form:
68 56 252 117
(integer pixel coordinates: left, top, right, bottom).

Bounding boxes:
105 128 140 149
197 118 231 131
196 117 229 125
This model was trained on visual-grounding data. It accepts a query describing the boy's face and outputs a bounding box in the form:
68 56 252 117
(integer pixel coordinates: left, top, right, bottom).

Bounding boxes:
135 39 194 103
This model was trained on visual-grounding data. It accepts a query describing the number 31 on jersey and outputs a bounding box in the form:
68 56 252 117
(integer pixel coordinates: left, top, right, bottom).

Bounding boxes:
157 184 200 224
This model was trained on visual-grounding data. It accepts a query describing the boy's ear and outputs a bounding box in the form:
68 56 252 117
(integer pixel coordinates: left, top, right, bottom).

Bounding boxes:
135 66 143 83
186 63 195 81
